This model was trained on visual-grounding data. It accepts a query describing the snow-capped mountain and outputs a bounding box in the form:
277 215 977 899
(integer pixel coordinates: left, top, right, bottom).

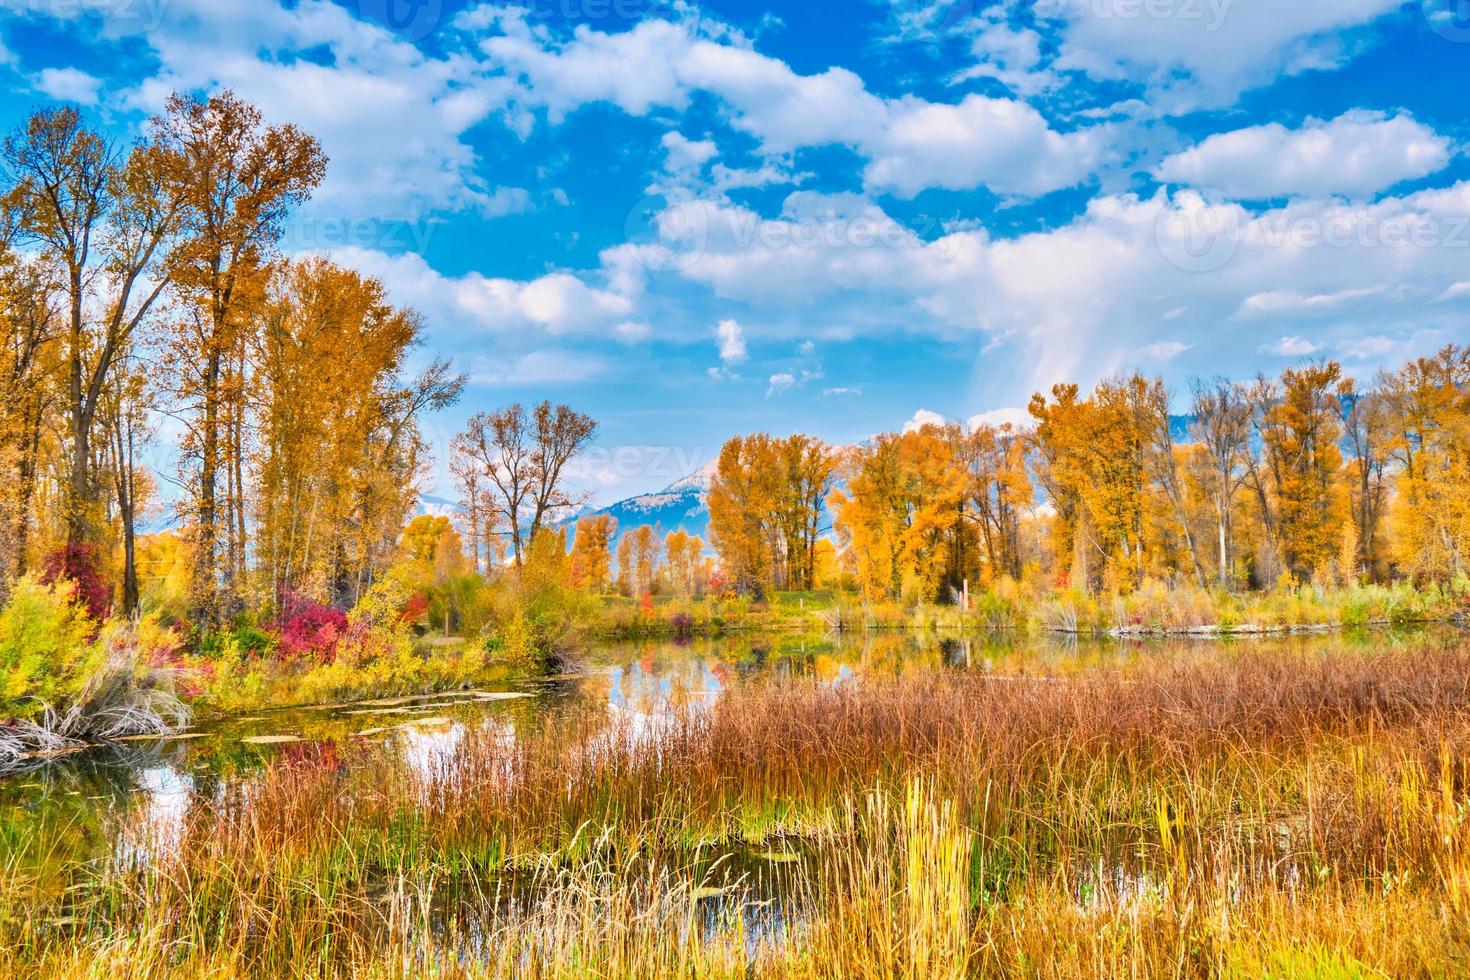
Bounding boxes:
567 461 715 542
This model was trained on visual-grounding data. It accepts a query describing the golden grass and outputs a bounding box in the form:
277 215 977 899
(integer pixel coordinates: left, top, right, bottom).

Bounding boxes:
5 636 1470 977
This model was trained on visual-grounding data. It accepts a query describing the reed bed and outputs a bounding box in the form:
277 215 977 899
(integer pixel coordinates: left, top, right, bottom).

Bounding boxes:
5 636 1470 976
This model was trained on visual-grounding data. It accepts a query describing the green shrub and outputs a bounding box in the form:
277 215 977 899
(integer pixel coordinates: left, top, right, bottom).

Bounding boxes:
0 577 96 722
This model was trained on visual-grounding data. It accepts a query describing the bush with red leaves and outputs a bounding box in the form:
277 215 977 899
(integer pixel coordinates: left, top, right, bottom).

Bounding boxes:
41 542 112 621
274 590 348 662
399 591 431 626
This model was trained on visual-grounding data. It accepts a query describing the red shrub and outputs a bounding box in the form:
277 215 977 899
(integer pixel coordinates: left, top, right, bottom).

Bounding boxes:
399 591 431 626
41 542 112 621
274 591 348 662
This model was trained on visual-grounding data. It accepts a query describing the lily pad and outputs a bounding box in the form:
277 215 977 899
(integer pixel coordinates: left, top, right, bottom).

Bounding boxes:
241 734 304 745
756 851 801 864
396 717 451 728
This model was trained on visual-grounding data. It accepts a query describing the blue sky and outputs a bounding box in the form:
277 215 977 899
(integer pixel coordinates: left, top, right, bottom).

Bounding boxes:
3 0 1469 504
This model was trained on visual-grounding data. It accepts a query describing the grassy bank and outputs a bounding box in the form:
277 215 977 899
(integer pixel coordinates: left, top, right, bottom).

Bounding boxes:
593 578 1470 640
5 634 1470 976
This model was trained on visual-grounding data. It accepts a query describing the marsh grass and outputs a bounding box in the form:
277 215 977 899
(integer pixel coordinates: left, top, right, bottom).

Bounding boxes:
5 636 1470 976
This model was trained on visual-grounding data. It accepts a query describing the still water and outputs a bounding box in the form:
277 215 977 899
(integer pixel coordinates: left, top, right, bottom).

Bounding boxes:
0 626 1453 958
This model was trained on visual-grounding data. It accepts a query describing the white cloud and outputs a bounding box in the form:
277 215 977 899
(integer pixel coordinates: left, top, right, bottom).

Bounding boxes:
863 94 1109 198
823 385 863 397
64 0 530 221
613 321 652 343
1340 335 1396 360
486 15 1103 198
1438 280 1470 301
1261 336 1324 356
1235 286 1387 318
1046 0 1405 110
904 409 948 433
967 407 1032 431
331 247 634 337
766 367 822 396
1156 112 1452 200
632 183 1470 399
715 318 747 365
766 372 796 397
1135 340 1193 362
31 67 103 104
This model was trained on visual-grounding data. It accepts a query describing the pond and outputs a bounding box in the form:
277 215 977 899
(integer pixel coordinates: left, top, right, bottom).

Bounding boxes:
0 625 1460 970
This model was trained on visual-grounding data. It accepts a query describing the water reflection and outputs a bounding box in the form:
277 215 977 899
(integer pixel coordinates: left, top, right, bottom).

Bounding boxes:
0 625 1456 909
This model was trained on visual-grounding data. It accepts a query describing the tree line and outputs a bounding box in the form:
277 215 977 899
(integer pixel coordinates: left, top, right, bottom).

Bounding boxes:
703 350 1470 601
0 94 462 626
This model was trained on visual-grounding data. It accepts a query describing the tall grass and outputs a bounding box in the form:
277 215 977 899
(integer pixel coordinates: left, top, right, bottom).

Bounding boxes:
5 636 1470 976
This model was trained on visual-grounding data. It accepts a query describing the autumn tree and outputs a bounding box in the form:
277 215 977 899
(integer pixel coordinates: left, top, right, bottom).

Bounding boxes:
831 425 967 601
151 90 326 625
3 106 181 548
1379 345 1470 580
451 402 597 566
570 514 616 592
1338 377 1390 580
707 433 834 593
965 422 1030 583
0 255 56 588
664 529 706 597
707 435 773 593
1189 378 1250 588
616 524 661 596
1251 362 1348 582
253 258 460 608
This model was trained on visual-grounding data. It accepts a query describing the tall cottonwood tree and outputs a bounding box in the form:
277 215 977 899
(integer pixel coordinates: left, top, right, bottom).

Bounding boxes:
152 90 326 625
253 258 460 608
707 433 835 594
2 107 181 548
451 402 597 566
0 255 56 588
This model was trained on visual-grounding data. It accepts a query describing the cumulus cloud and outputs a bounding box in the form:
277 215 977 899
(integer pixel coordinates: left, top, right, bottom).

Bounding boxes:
1045 0 1405 110
862 94 1109 198
623 182 1470 399
330 247 634 337
33 0 532 221
715 319 748 365
31 67 103 104
485 15 1103 198
1156 112 1452 200
904 409 948 433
